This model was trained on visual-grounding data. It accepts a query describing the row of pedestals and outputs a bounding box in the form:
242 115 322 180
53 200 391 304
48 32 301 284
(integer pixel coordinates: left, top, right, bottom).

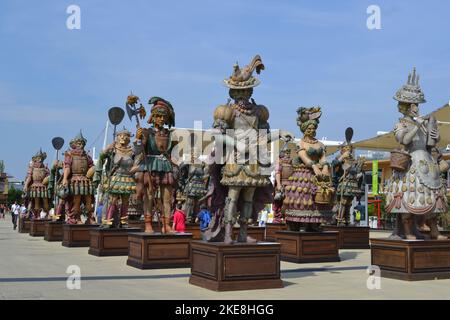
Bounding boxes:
18 217 450 290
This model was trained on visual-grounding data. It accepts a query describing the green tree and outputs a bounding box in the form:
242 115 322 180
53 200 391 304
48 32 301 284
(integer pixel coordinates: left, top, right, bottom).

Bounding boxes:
8 186 23 205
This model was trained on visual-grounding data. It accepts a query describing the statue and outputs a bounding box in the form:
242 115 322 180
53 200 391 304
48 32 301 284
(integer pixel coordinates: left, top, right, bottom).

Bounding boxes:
23 149 50 219
94 128 137 228
273 135 294 224
385 68 448 240
331 128 365 226
283 107 334 231
62 131 96 224
178 148 209 223
206 55 274 244
134 96 178 234
48 160 68 221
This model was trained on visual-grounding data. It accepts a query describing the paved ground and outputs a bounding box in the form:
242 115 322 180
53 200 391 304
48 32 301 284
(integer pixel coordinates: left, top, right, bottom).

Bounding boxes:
0 216 449 300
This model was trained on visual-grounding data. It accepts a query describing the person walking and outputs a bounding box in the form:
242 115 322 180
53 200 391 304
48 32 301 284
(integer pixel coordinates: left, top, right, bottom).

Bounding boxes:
11 202 20 230
172 203 186 233
0 205 5 219
195 204 211 240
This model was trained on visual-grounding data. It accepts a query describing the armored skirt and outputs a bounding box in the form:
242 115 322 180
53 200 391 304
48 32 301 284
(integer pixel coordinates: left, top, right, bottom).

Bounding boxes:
103 173 136 195
283 164 333 223
220 163 271 187
69 174 95 196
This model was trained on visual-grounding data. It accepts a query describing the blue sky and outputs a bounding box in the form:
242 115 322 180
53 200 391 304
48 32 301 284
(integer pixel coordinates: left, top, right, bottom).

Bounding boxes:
1 0 450 180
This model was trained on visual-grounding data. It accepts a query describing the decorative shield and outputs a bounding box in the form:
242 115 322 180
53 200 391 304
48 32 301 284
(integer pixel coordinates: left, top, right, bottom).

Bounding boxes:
51 137 65 151
108 107 125 126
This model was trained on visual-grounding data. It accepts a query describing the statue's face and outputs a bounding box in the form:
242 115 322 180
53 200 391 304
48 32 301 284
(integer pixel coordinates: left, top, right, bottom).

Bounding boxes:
153 113 167 127
304 124 317 138
229 88 253 101
33 156 43 164
73 140 85 150
341 145 352 155
117 133 130 146
409 104 419 117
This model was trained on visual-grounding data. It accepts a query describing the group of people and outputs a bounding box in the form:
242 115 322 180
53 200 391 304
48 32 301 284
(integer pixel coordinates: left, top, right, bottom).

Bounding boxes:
6 202 27 230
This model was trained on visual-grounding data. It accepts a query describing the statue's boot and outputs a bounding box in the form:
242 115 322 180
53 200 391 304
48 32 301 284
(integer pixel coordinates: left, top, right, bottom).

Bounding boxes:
103 204 115 228
428 217 448 240
144 214 154 233
119 204 128 227
224 223 234 245
403 217 416 240
161 216 173 234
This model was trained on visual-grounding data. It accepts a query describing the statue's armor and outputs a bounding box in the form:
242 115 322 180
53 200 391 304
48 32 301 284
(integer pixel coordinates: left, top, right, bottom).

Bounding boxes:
102 149 136 195
155 133 170 153
32 167 47 184
280 159 293 185
27 164 50 198
185 165 208 198
71 155 88 175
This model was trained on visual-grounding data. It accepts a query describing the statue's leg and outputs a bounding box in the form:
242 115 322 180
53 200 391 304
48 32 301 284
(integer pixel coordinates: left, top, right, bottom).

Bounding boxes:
238 187 256 243
427 213 447 240
142 172 154 233
183 198 194 223
69 195 82 224
120 194 130 227
84 195 95 225
105 195 117 227
33 198 39 219
402 213 416 240
161 185 173 234
224 187 241 244
43 198 49 218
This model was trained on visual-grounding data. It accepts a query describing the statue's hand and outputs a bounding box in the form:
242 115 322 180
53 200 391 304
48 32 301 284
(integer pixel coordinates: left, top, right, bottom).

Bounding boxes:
430 128 439 140
136 128 144 140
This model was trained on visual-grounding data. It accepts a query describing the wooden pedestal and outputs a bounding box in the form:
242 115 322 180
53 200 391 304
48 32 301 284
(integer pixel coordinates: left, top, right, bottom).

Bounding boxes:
44 221 65 241
62 224 100 247
276 231 340 263
29 219 52 237
88 227 141 256
125 221 164 232
18 217 31 233
232 226 266 242
127 233 193 269
189 241 283 291
371 238 450 281
322 226 370 249
265 223 287 242
185 223 202 240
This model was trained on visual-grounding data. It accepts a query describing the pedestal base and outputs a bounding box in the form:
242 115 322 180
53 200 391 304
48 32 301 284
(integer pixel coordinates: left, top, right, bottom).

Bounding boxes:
265 223 287 242
232 226 266 242
371 238 450 281
125 221 163 232
322 226 370 249
88 227 141 256
127 233 193 269
44 221 65 241
185 223 202 240
18 217 31 233
29 219 52 237
62 224 100 247
276 231 340 263
189 241 283 291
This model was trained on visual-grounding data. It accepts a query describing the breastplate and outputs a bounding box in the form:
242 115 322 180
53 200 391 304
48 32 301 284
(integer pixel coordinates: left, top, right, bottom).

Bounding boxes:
71 155 88 175
281 162 293 181
32 167 46 183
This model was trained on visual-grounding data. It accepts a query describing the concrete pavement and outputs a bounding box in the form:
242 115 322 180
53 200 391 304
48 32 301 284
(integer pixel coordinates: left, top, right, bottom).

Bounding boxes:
0 217 449 300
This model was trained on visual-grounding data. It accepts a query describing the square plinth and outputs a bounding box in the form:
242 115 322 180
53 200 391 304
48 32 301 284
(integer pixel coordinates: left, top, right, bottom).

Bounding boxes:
18 217 31 233
265 223 288 242
185 224 202 240
276 231 340 263
62 224 100 247
371 238 450 281
232 226 266 242
127 232 193 269
44 221 65 241
88 227 141 256
126 221 164 232
189 241 283 291
322 226 370 249
29 219 52 237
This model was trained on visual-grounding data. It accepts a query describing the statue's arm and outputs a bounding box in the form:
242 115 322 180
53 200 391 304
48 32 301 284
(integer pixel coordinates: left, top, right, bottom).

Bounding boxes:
395 121 419 146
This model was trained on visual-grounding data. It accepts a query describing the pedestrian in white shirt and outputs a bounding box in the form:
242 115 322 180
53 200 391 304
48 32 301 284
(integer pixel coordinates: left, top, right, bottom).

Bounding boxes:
11 202 20 230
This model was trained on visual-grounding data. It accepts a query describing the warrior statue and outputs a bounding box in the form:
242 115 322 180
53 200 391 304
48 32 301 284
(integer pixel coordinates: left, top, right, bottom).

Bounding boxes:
135 97 178 234
62 131 96 224
94 128 136 227
206 55 274 244
23 149 51 219
331 128 365 226
385 68 448 240
273 135 294 224
283 107 334 231
178 148 209 223
48 160 68 221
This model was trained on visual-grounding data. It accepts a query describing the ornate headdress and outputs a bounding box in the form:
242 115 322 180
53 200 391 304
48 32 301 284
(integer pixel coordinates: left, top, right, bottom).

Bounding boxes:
70 130 87 148
116 127 133 137
223 55 265 89
147 97 175 127
296 107 322 133
32 148 47 161
394 68 426 104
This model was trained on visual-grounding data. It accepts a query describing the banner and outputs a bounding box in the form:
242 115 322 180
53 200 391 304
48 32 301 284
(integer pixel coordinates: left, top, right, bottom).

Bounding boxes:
372 160 378 195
